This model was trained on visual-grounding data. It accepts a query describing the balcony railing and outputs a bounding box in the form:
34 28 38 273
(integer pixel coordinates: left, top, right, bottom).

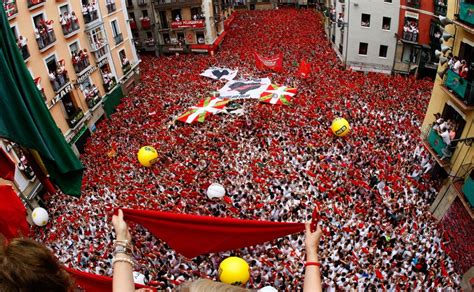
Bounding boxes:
122 62 131 74
426 128 448 157
443 69 474 107
72 53 91 74
114 33 123 45
93 45 108 61
3 0 18 18
67 110 84 128
107 2 116 14
83 6 99 25
27 0 45 9
434 0 447 16
49 71 70 92
103 76 117 93
85 87 101 108
402 29 418 42
406 0 420 8
61 17 80 38
458 2 474 27
36 29 56 52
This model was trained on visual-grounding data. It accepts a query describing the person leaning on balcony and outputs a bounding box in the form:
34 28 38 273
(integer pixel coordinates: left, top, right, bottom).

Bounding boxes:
82 5 90 23
71 12 79 30
34 27 44 49
453 58 462 74
447 54 456 70
49 70 59 91
459 60 469 78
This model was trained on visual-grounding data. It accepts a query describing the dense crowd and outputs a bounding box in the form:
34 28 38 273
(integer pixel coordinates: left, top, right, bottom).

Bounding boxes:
34 8 463 290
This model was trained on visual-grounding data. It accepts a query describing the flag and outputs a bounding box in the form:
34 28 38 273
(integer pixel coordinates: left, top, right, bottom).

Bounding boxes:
177 97 229 124
0 7 83 196
0 185 29 239
254 52 283 72
66 267 155 292
121 209 305 259
0 147 15 181
259 84 297 105
218 78 271 100
200 67 238 81
298 60 311 78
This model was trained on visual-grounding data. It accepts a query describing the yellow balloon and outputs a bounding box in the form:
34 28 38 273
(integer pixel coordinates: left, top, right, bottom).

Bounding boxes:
218 257 250 286
331 118 351 137
137 146 159 167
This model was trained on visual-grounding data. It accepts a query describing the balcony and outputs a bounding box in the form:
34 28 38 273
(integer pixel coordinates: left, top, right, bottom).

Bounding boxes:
442 69 474 111
19 43 30 62
83 6 99 26
114 33 123 45
92 44 108 61
27 0 45 10
85 87 102 109
72 52 91 75
61 17 80 38
3 0 18 19
434 0 447 16
406 0 420 8
50 71 70 93
122 62 131 74
67 110 84 128
103 76 117 93
422 128 451 168
402 29 418 43
36 29 57 52
106 2 116 14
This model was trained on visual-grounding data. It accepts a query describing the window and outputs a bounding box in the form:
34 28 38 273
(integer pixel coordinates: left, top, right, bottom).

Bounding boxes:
172 9 181 21
162 32 170 44
402 17 419 42
382 17 391 30
159 11 168 28
361 13 370 27
359 42 368 55
142 10 148 18
146 32 152 39
69 41 79 55
129 12 135 20
379 45 388 58
191 7 202 20
111 20 120 37
196 32 205 44
384 0 392 2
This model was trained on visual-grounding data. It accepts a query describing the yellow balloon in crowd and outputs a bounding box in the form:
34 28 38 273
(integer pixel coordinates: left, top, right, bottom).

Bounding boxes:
137 146 159 167
218 257 250 286
331 117 351 137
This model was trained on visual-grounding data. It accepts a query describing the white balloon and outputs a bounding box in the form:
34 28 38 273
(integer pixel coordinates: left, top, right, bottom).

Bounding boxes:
32 207 49 227
207 183 226 199
258 287 278 292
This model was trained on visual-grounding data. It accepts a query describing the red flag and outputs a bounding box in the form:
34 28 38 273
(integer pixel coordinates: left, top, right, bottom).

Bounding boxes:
0 185 29 239
440 260 448 277
298 60 311 78
122 209 304 259
254 52 283 72
66 267 155 292
375 269 384 280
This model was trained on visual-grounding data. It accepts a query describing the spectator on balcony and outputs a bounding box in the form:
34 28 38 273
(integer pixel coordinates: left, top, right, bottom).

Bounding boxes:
82 4 90 23
88 3 98 21
453 58 462 74
48 70 59 91
17 35 29 59
121 56 130 67
459 60 469 78
34 27 43 49
71 12 79 30
72 52 81 73
175 14 181 22
60 12 71 34
447 54 457 70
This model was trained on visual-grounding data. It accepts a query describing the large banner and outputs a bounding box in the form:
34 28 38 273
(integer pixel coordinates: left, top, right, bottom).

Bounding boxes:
171 20 205 29
218 78 271 99
200 67 238 81
254 52 283 72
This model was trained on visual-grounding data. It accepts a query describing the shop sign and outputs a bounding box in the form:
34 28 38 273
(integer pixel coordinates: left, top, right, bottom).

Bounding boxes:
171 20 205 29
48 83 73 109
76 66 98 84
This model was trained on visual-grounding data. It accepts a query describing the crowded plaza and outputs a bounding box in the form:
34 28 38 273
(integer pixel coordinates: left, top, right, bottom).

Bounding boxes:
23 7 469 291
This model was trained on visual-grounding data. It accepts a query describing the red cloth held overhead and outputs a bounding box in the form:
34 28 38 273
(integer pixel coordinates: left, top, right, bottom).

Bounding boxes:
254 52 283 72
66 267 155 292
298 60 311 78
122 209 304 259
0 185 29 239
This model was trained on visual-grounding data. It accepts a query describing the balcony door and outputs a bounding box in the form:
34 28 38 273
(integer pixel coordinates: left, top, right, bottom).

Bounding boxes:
442 104 466 141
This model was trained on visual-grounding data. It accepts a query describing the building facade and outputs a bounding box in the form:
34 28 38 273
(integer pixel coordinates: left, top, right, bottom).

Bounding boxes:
326 0 400 74
126 0 157 54
151 0 233 55
393 0 446 79
2 0 139 201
